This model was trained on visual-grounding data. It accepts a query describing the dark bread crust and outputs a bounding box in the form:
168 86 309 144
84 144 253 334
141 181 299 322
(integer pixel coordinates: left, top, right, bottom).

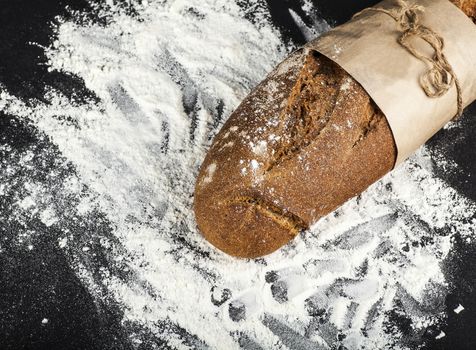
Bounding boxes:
194 51 396 258
194 1 476 258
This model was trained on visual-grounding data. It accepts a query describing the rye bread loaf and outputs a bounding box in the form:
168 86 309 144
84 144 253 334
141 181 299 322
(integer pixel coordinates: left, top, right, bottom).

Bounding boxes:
194 0 476 258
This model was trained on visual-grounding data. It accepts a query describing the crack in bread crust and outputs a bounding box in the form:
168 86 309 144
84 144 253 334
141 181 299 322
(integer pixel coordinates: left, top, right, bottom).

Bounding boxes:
352 102 385 148
266 52 345 173
227 196 307 236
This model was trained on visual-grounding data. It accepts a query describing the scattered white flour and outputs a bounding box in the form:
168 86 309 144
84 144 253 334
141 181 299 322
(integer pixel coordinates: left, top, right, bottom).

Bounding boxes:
39 207 58 227
1 0 475 349
58 237 68 248
454 304 465 314
250 159 260 170
202 163 217 185
435 331 446 340
289 0 331 41
331 43 343 59
340 77 353 92
251 140 268 156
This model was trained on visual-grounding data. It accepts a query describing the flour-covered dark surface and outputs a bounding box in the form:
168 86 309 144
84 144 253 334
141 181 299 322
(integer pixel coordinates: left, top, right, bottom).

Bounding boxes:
1 1 476 349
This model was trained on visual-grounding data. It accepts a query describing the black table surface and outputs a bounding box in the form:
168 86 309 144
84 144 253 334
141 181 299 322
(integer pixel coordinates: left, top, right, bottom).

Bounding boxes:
1 1 476 349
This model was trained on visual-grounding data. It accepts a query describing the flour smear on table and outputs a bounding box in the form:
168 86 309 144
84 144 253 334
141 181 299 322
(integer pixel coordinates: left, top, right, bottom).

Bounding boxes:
1 0 475 349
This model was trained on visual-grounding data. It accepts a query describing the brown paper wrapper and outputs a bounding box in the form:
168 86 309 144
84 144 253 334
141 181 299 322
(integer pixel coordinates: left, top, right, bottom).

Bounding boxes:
307 0 476 165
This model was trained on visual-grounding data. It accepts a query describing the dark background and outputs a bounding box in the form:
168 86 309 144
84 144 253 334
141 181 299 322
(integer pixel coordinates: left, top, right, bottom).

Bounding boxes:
0 0 475 349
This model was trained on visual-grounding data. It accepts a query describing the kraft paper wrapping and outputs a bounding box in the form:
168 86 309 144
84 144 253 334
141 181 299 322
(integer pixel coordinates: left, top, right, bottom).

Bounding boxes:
307 0 476 166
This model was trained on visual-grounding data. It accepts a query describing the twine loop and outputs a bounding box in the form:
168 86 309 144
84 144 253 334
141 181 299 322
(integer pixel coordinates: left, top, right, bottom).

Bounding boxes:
354 0 463 118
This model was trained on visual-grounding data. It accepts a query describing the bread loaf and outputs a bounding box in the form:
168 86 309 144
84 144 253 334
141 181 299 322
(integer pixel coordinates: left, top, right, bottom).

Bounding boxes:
194 0 476 258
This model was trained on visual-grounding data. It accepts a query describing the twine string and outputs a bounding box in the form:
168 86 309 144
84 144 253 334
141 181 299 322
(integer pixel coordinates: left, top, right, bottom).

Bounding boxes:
353 0 463 118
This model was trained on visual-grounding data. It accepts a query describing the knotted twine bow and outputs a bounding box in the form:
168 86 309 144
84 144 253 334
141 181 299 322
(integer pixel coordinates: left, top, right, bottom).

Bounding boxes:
353 0 463 118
